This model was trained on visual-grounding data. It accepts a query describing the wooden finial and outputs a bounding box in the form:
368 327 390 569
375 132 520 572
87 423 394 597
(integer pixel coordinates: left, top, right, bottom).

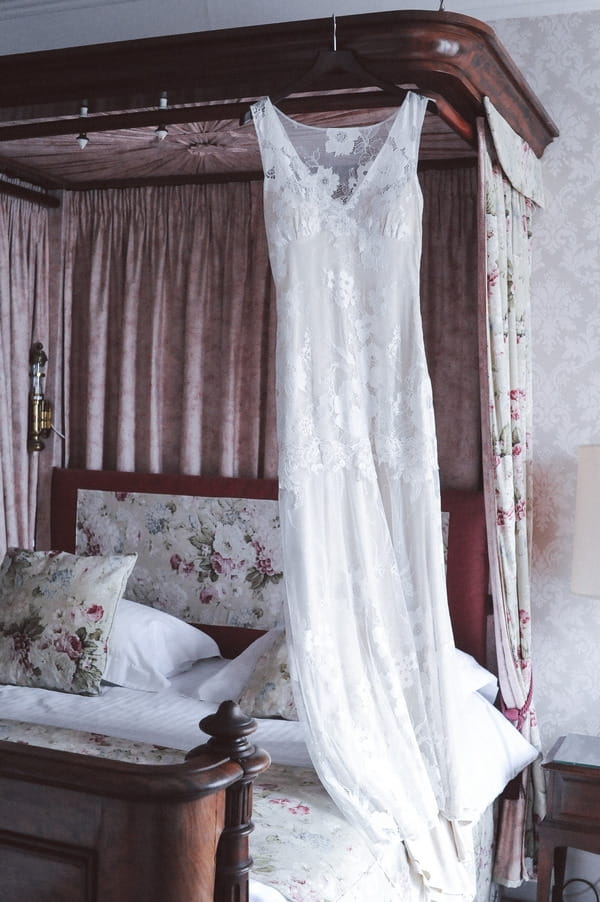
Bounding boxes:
186 700 262 762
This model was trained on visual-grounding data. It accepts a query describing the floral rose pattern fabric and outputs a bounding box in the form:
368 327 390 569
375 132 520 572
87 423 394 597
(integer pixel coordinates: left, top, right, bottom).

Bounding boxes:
483 97 545 208
76 490 284 629
482 131 544 885
252 765 496 902
0 718 183 764
0 549 136 695
0 718 496 902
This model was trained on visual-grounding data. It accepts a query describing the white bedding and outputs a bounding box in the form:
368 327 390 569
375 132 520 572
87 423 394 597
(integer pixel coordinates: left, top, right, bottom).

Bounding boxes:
0 659 312 768
0 648 538 816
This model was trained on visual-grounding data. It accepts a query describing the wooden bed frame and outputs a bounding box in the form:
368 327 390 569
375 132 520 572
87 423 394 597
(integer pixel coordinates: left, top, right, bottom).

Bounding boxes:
1 466 490 902
0 8 558 200
0 701 269 902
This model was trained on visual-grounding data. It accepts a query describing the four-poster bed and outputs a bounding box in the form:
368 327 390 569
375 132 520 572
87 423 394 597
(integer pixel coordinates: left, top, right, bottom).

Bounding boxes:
0 8 558 901
1 467 534 901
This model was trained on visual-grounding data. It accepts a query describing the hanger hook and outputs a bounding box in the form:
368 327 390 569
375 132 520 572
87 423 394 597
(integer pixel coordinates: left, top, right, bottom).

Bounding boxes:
438 0 446 9
332 13 337 52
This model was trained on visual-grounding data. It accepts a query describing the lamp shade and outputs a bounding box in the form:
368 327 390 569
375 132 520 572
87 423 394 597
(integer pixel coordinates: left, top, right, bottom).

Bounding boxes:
571 445 600 597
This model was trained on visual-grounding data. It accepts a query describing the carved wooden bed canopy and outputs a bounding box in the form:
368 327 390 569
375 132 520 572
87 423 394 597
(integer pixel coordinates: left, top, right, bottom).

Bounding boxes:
0 9 558 204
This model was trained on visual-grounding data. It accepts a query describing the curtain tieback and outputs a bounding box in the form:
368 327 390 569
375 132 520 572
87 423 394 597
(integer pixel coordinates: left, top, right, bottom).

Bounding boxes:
501 676 533 732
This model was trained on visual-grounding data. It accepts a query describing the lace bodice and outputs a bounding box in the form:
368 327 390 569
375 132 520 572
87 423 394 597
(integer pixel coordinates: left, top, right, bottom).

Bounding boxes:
252 94 424 255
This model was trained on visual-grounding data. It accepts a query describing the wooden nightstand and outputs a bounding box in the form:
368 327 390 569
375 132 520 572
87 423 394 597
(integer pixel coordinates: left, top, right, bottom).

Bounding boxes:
537 734 600 902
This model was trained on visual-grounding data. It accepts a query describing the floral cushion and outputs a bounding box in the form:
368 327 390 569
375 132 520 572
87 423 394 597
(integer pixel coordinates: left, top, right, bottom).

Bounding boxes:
0 548 137 695
238 628 298 720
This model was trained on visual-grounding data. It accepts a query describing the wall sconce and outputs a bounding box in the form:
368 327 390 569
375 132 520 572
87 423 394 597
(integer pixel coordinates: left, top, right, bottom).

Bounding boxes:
571 444 600 596
28 342 53 452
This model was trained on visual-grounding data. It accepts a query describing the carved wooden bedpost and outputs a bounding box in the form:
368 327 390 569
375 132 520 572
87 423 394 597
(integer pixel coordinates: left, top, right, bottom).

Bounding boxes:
186 701 270 902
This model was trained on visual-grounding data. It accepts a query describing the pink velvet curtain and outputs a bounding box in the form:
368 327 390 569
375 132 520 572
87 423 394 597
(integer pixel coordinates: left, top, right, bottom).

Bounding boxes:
49 170 479 499
0 187 50 556
60 183 277 480
419 165 481 491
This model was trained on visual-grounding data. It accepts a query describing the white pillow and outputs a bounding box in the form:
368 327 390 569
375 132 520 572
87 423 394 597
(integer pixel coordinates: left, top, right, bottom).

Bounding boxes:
454 648 498 704
458 690 538 818
103 599 220 691
193 629 278 703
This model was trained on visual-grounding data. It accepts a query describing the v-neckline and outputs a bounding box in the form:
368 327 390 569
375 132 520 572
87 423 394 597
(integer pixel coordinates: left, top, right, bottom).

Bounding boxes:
263 94 414 207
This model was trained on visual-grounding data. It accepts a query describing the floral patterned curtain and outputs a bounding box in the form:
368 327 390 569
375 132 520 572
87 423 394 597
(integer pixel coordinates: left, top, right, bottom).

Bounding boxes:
478 106 546 887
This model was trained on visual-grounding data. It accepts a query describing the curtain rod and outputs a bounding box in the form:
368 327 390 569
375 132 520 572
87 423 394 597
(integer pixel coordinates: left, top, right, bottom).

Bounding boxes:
0 178 60 208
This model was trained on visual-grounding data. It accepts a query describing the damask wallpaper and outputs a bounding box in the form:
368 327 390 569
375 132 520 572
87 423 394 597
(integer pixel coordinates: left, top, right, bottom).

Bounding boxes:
492 10 600 894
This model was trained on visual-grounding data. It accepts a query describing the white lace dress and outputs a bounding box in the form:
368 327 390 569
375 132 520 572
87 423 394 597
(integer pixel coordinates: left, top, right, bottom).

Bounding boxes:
252 94 475 900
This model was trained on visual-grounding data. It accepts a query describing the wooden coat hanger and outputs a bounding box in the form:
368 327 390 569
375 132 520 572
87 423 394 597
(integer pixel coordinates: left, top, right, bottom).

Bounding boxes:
240 15 435 125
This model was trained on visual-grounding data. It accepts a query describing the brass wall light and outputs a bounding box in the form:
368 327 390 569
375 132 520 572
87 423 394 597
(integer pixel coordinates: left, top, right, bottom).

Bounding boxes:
28 342 53 452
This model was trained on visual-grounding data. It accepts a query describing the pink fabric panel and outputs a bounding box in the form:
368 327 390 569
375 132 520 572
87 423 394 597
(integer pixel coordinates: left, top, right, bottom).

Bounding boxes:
58 173 480 492
63 183 277 480
420 166 481 491
35 204 71 551
45 170 481 514
0 189 50 555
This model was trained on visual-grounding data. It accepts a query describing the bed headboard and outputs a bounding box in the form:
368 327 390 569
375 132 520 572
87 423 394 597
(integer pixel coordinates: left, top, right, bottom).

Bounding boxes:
50 468 489 665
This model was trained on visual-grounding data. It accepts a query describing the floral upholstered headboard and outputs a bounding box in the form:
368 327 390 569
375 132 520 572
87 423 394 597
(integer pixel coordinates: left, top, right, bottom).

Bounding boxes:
50 469 489 663
75 488 284 628
51 469 281 632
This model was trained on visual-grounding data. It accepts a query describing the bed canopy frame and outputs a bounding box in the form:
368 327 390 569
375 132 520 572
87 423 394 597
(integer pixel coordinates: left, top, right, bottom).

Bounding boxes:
0 9 557 200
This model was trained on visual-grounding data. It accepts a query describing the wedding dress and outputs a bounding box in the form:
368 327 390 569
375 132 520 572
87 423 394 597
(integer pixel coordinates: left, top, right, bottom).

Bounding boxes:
252 93 475 900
